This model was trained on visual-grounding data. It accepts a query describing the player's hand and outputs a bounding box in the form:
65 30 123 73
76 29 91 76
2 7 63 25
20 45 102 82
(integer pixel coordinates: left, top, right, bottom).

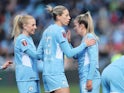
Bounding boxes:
2 61 13 69
84 38 96 46
86 80 92 92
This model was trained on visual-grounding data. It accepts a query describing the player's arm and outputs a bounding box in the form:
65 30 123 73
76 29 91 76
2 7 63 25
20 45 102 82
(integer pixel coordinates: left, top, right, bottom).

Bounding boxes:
58 30 95 58
69 43 78 59
25 49 39 59
86 35 98 91
60 38 95 58
20 38 42 60
66 30 78 59
87 36 98 80
0 61 12 70
37 38 44 60
86 44 97 91
87 45 97 80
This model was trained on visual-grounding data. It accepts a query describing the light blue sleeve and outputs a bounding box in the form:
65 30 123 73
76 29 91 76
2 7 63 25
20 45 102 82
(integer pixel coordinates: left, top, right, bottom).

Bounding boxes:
37 60 43 72
87 34 98 80
56 28 87 58
56 29 66 44
69 43 78 59
37 37 44 60
19 38 29 52
60 40 87 58
18 37 41 60
25 49 39 59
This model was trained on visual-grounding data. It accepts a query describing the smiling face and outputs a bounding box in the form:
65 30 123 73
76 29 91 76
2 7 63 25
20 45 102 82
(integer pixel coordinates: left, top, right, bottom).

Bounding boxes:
23 18 37 35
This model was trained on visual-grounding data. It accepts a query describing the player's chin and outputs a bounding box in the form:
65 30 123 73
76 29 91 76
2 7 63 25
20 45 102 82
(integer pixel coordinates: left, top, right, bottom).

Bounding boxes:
64 22 69 26
31 31 35 35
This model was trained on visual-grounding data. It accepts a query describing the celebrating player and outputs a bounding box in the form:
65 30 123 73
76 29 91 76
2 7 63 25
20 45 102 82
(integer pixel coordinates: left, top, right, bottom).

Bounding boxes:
11 14 41 93
37 5 95 93
72 12 101 93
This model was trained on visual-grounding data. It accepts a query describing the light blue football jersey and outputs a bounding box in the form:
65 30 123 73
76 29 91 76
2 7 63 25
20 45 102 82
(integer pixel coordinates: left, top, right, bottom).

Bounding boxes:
38 24 66 75
37 23 87 75
102 56 124 93
109 56 124 71
73 33 100 93
76 33 100 80
14 34 39 81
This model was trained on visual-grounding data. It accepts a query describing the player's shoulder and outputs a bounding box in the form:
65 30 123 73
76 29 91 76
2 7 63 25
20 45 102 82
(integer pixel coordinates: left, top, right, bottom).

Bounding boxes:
86 33 94 37
16 34 28 43
52 24 64 31
86 33 97 40
17 34 25 39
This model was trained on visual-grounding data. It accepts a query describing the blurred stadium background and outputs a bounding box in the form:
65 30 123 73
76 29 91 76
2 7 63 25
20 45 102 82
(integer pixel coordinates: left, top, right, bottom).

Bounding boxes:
0 0 124 93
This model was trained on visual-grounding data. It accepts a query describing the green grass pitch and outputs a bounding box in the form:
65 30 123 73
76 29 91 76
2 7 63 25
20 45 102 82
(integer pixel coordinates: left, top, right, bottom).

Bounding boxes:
0 84 102 93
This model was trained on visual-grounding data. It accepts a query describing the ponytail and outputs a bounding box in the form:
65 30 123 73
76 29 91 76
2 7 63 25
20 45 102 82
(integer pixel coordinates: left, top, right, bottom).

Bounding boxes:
86 12 99 40
46 5 53 14
86 12 94 33
11 15 23 41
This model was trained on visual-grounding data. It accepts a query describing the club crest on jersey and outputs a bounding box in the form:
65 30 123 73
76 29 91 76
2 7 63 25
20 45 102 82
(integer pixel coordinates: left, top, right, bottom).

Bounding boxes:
29 86 33 91
21 39 27 46
62 32 66 38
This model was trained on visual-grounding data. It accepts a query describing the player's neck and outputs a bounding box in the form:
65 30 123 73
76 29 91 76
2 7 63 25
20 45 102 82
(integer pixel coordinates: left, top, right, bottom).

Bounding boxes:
55 21 63 26
22 30 29 36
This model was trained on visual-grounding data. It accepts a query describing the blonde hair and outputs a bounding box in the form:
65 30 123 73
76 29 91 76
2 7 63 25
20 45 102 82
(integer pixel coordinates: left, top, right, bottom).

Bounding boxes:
75 12 98 39
12 14 34 41
46 5 67 20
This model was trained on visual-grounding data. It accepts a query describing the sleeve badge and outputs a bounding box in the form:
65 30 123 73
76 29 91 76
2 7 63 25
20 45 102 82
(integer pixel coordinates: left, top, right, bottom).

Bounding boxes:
62 32 66 38
21 39 28 46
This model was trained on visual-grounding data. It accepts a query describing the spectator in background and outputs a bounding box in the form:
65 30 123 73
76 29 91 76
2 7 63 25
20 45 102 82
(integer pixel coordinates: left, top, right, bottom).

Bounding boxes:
71 11 100 93
101 55 124 93
111 50 122 63
11 14 41 93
